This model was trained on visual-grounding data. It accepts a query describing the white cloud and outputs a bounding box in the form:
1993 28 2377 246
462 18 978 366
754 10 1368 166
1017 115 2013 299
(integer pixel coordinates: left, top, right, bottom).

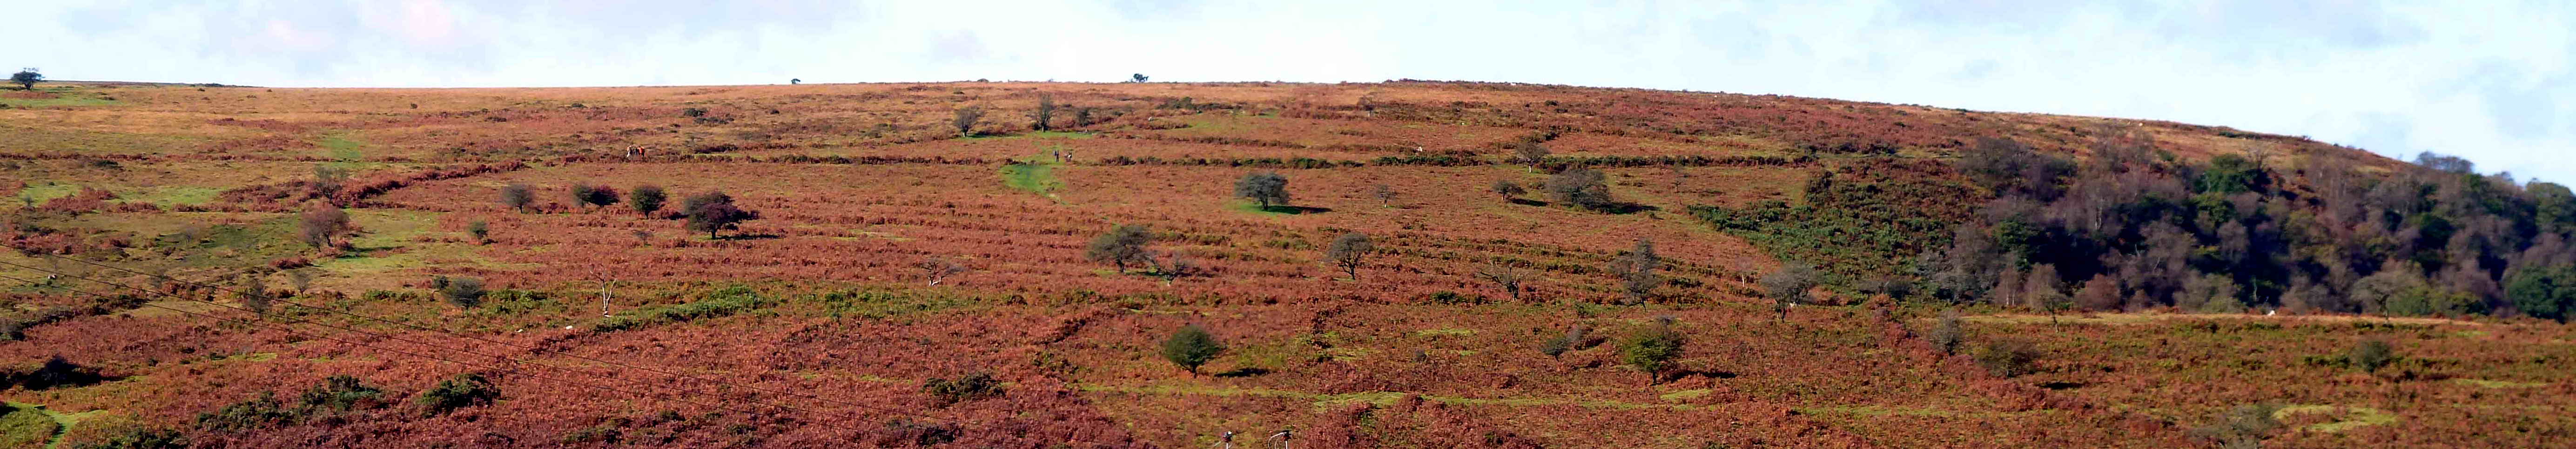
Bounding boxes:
19 0 2574 183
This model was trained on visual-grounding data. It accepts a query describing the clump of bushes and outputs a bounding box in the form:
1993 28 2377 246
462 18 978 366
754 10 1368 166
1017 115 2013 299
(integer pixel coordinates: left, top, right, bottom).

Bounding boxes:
1974 339 2042 377
1620 318 1685 384
921 373 1004 408
2347 339 2397 373
431 276 486 309
414 373 500 417
593 288 772 332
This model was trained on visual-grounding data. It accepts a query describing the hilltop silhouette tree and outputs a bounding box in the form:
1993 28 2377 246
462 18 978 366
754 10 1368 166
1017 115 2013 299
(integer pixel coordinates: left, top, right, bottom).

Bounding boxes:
1325 232 1373 281
1129 73 1150 83
681 191 760 239
1160 324 1224 375
790 78 802 85
9 68 36 90
1086 224 1155 274
1234 171 1290 209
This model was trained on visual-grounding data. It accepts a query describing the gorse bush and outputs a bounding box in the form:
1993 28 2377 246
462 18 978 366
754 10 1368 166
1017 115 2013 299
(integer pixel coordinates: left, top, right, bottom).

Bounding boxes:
921 373 1004 407
1974 339 2042 377
2348 339 2397 373
414 373 499 417
594 287 771 332
1621 318 1684 384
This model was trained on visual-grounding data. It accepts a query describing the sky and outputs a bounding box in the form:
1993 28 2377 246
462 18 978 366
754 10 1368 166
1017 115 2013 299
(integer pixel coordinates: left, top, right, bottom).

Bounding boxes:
20 0 2576 183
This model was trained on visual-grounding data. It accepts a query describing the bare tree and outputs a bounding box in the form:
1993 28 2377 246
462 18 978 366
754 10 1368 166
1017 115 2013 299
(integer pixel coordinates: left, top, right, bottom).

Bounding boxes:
953 105 986 137
1325 232 1374 281
298 201 351 250
1476 264 1534 301
1608 238 1660 303
500 183 534 212
1031 94 1057 131
1762 262 1820 321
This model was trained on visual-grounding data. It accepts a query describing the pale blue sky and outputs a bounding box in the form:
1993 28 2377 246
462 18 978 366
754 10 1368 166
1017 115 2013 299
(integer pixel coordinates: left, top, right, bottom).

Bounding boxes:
21 0 2575 183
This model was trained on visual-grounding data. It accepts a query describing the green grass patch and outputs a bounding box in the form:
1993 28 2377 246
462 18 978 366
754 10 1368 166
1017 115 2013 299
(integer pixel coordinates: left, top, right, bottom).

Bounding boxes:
0 89 120 108
1658 389 1710 402
10 183 80 208
318 131 365 161
2273 405 2396 433
593 287 773 332
126 186 222 207
998 162 1059 195
1412 328 1475 337
811 288 978 320
0 403 59 449
963 131 1096 141
2452 378 2547 389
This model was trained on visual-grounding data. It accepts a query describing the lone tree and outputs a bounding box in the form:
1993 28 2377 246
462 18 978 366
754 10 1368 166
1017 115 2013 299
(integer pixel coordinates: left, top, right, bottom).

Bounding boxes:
681 191 760 239
1475 263 1533 301
1085 224 1155 274
1490 180 1526 200
1325 232 1374 281
1234 171 1290 209
1620 317 1685 385
628 185 667 216
1129 73 1150 83
8 68 36 90
952 105 985 137
1607 238 1660 303
1160 324 1224 375
1513 141 1549 165
499 183 534 212
298 201 351 250
1762 262 1820 321
1031 94 1057 131
570 183 619 211
1542 167 1613 210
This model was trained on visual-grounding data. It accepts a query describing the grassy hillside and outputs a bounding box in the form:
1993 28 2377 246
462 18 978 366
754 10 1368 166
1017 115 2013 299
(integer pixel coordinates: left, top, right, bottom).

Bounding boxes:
0 80 2567 448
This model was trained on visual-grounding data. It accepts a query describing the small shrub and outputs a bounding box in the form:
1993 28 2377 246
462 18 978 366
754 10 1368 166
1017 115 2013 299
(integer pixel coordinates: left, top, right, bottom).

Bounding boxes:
1160 324 1225 375
466 220 489 244
1425 290 1484 305
297 201 350 249
1621 318 1685 384
414 373 499 416
196 392 294 431
1491 180 1526 199
921 373 1004 407
570 182 619 210
1974 340 2042 377
628 185 667 215
435 276 487 309
1540 325 1587 359
2188 403 2283 449
298 375 384 411
499 183 533 212
2348 339 2397 373
681 191 759 239
238 273 272 315
952 105 984 136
